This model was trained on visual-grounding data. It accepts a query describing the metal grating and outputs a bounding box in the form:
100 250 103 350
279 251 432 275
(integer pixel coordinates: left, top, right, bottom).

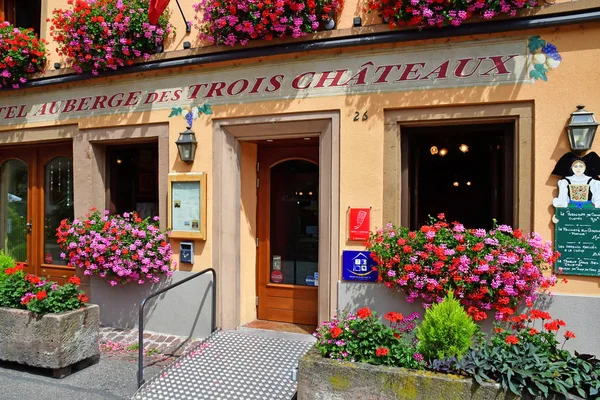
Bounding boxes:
133 329 315 400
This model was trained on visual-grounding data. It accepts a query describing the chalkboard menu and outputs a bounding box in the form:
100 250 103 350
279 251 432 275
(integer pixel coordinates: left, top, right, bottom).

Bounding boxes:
554 208 600 277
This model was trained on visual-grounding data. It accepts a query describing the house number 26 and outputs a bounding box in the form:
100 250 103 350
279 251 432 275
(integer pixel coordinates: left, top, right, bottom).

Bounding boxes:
354 111 368 121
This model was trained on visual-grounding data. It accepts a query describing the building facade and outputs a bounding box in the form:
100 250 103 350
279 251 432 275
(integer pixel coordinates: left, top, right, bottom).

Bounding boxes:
1 0 600 354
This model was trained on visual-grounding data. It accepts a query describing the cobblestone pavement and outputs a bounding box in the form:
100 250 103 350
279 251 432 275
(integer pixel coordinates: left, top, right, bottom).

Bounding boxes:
99 326 202 368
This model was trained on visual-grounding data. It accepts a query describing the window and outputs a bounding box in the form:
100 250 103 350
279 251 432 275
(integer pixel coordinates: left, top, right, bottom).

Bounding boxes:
0 159 28 262
403 123 514 230
1 0 41 34
107 142 159 220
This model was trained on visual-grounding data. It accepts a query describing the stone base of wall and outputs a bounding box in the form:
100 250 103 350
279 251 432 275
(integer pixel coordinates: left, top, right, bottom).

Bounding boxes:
0 305 100 375
298 348 508 400
90 271 214 338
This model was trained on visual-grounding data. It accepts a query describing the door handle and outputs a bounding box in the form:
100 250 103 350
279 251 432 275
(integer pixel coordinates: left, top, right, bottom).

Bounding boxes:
26 219 32 235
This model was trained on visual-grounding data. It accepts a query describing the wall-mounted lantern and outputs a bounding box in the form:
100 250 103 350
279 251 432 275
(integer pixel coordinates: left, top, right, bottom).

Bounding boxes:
567 105 599 152
176 127 198 164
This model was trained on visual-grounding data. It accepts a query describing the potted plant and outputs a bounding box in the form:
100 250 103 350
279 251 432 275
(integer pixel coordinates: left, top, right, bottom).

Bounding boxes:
0 254 99 378
56 208 175 286
49 0 175 75
193 0 345 47
0 22 47 89
366 215 559 321
363 0 540 29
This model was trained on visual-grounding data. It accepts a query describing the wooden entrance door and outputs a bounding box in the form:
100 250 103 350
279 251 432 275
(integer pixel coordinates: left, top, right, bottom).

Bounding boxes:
257 141 319 325
0 143 75 284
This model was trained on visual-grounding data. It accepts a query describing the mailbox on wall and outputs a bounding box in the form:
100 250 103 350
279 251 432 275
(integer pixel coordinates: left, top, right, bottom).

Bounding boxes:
180 242 194 264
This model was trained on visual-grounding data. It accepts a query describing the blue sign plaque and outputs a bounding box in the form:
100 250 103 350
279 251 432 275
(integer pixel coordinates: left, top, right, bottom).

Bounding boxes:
342 251 378 282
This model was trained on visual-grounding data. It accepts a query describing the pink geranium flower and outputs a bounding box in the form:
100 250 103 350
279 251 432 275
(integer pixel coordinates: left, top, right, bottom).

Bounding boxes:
367 216 559 321
57 209 175 286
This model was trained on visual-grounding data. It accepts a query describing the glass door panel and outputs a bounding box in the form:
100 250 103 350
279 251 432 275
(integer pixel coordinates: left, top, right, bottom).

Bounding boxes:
0 159 29 262
269 160 319 286
44 156 74 266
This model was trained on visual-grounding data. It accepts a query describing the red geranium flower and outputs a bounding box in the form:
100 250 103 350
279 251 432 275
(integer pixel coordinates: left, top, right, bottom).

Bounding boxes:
564 330 576 340
78 294 89 303
530 309 552 320
36 290 47 301
24 274 41 285
384 311 403 323
68 276 81 285
356 307 372 319
375 347 389 357
544 321 560 332
505 335 519 345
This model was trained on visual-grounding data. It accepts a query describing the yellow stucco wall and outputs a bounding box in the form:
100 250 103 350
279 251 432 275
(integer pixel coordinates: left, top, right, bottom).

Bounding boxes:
2 2 600 318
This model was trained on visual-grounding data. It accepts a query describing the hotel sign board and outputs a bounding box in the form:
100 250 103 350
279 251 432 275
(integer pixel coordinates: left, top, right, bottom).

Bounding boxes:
0 38 532 125
342 251 378 282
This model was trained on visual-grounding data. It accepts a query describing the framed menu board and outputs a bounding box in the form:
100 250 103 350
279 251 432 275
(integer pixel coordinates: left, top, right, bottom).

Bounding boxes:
168 172 207 240
554 208 600 276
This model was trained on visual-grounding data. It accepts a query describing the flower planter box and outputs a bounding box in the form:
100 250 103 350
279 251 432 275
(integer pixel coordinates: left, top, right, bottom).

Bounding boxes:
298 348 586 400
298 347 507 400
0 305 100 378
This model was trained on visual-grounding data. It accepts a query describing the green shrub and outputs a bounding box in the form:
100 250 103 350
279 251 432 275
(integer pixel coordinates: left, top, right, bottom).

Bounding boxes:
0 251 16 286
416 292 479 361
0 250 15 273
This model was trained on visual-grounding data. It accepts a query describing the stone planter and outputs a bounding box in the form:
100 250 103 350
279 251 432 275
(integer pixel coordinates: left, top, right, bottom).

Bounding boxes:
298 348 586 400
0 305 100 378
298 347 510 400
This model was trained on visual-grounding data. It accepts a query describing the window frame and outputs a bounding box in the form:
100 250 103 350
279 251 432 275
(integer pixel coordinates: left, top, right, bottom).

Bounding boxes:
383 103 534 231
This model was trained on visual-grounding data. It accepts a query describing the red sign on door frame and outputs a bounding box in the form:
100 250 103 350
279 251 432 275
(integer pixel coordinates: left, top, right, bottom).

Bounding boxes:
349 208 370 241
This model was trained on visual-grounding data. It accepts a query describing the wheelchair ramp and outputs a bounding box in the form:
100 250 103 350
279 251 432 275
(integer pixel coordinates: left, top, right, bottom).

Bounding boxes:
133 328 315 400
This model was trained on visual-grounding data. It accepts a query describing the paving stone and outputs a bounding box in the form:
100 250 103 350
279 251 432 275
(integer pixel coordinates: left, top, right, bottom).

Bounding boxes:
98 326 202 364
155 344 167 353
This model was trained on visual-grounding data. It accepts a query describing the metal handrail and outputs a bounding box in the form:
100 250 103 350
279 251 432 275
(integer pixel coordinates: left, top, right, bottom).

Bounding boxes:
137 268 217 388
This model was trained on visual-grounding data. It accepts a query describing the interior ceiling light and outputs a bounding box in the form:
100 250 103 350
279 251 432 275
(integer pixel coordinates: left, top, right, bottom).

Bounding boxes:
304 137 311 141
430 146 439 155
466 181 472 186
459 144 469 153
453 181 459 187
439 148 448 157
266 139 274 142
